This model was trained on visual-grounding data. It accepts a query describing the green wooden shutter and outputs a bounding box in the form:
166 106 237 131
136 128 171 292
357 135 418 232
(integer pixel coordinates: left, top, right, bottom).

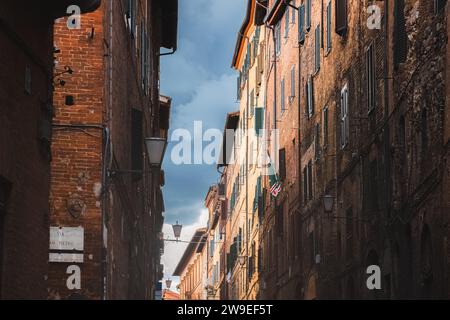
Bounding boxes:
298 5 305 44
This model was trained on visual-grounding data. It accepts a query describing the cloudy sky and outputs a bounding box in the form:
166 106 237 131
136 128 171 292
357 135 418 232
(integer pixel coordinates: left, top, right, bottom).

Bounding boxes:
160 0 246 290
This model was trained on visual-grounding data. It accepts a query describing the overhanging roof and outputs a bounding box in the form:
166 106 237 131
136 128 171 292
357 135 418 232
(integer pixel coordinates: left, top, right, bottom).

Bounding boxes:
265 0 291 26
231 0 255 69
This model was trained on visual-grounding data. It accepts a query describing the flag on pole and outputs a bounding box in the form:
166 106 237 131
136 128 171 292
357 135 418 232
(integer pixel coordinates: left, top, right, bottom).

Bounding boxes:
266 153 282 197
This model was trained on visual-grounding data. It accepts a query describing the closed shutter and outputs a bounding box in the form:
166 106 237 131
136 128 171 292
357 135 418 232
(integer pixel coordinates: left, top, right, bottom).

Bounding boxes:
281 79 285 112
394 0 408 67
435 0 447 14
306 0 311 31
279 149 286 181
315 25 321 73
307 76 314 117
255 107 264 135
335 0 347 35
307 161 313 200
131 108 143 179
298 4 306 44
303 167 308 202
326 2 332 51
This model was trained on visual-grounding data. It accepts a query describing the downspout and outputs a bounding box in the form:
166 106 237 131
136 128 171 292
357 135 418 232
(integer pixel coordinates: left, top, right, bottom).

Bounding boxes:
383 0 392 216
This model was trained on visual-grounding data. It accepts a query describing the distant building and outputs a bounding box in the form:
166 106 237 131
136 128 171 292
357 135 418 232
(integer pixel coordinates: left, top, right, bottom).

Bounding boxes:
163 289 180 300
173 228 208 300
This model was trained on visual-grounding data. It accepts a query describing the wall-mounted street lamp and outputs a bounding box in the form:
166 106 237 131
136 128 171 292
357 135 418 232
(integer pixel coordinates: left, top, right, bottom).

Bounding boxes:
165 278 173 289
109 136 168 176
172 221 183 241
145 137 168 168
323 195 334 213
322 195 369 224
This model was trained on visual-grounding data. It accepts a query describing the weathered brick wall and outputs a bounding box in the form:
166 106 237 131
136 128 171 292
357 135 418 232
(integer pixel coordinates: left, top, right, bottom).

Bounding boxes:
0 2 54 299
48 5 105 300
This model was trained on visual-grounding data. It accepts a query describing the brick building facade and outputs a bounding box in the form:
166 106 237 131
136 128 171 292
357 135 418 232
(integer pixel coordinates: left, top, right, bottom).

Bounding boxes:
48 0 177 300
0 0 100 299
195 0 449 300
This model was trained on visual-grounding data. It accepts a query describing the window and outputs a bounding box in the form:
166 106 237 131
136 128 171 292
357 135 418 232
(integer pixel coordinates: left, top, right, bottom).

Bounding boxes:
131 108 143 179
366 43 376 113
291 1 297 23
323 106 329 146
306 0 311 31
279 148 286 181
298 4 306 44
315 25 321 73
307 160 313 200
394 0 408 67
126 0 136 37
335 0 348 35
435 0 448 14
281 78 286 112
255 107 264 136
340 83 349 148
306 76 314 117
326 1 332 52
275 22 281 55
285 10 290 38
315 123 321 160
346 207 354 261
140 22 149 94
290 65 296 99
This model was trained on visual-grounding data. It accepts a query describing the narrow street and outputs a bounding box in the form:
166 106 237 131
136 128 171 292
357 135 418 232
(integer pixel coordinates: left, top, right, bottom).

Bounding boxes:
0 0 449 303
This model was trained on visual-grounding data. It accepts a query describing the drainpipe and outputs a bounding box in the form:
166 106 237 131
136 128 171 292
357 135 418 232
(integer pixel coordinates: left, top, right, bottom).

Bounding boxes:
383 0 392 216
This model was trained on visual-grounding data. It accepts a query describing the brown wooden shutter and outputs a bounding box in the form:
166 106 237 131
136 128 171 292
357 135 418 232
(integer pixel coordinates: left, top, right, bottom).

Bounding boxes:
335 0 347 35
394 0 408 67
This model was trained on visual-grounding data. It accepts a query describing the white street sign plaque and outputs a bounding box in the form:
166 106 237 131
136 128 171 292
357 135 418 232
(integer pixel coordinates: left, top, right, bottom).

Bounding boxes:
49 226 84 251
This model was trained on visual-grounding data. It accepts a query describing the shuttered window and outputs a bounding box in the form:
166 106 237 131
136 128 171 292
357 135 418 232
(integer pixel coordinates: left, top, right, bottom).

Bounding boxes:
275 22 281 55
131 108 143 179
281 78 286 112
285 10 290 38
367 43 376 112
340 84 349 148
298 4 306 44
394 0 408 67
335 0 347 35
435 0 447 14
303 167 308 203
306 76 314 118
279 148 286 181
326 1 332 52
323 106 329 145
306 0 311 31
315 25 321 73
255 107 264 136
315 123 321 160
307 160 313 200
